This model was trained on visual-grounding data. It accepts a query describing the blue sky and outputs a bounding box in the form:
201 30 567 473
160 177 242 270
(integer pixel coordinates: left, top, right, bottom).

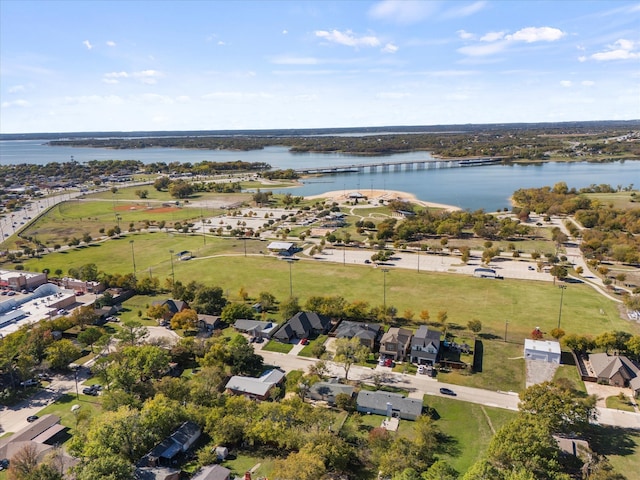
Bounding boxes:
1 0 639 133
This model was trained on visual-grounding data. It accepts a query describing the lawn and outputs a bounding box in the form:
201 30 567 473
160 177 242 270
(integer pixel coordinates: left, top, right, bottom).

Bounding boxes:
298 334 327 357
262 341 294 354
36 392 103 438
221 450 275 478
605 395 636 412
423 395 518 474
21 238 638 345
553 363 587 393
589 425 640 476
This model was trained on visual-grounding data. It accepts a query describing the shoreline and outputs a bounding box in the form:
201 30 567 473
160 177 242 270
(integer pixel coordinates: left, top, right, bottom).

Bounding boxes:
304 189 461 211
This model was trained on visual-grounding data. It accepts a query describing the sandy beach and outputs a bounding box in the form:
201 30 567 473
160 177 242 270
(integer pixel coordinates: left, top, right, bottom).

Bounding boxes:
304 189 461 211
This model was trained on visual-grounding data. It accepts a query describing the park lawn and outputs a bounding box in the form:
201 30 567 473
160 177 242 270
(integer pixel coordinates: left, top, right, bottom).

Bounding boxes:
262 341 294 354
605 395 635 412
119 294 172 325
19 238 639 343
423 396 518 474
586 192 638 210
36 392 103 437
437 341 525 392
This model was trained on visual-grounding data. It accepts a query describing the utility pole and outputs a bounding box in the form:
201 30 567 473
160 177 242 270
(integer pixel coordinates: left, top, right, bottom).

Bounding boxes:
169 249 175 284
130 240 136 277
557 285 567 329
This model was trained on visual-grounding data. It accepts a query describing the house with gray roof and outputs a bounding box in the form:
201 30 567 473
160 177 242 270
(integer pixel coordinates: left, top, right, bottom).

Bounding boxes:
410 325 441 366
379 327 413 362
273 311 332 342
233 319 278 338
356 390 422 420
140 421 201 467
589 353 640 396
225 368 285 401
191 464 231 480
334 321 382 350
308 378 355 405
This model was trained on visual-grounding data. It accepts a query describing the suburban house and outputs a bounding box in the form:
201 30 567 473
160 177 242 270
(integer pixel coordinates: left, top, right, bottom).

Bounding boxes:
150 299 190 321
308 378 355 405
524 339 562 364
273 311 332 343
233 319 279 339
588 353 640 396
140 421 201 467
197 314 221 333
356 390 422 421
379 327 413 362
224 369 286 401
191 465 232 480
410 325 441 366
334 321 382 350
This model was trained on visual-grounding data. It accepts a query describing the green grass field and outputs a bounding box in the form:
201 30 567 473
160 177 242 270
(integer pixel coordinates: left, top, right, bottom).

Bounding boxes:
21 233 638 344
262 340 294 353
36 392 103 438
605 395 636 412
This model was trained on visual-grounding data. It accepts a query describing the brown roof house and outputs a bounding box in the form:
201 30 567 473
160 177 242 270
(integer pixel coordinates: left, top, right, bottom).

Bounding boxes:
589 353 640 396
379 327 413 362
150 299 190 322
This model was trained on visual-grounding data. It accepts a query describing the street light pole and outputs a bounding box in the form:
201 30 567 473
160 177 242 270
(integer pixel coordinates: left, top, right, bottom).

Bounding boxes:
169 249 175 284
557 285 567 329
504 320 509 342
287 259 294 297
130 240 136 277
381 268 390 312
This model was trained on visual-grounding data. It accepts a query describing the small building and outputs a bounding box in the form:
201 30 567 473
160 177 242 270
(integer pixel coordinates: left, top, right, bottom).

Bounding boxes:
0 269 48 291
308 379 355 405
225 369 285 401
60 277 105 294
135 466 181 480
150 299 190 321
334 321 382 350
524 339 561 364
379 327 413 362
356 390 422 421
140 421 201 467
191 465 232 480
266 241 295 255
410 325 441 366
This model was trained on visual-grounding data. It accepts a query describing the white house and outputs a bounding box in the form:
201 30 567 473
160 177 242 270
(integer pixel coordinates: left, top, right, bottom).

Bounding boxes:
524 339 561 364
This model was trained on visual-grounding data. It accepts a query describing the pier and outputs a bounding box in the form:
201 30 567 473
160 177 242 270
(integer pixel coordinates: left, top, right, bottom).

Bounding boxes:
294 157 503 175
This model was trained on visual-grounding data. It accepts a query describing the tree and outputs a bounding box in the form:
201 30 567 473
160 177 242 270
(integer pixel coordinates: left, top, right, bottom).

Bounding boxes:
146 304 170 323
550 265 568 283
153 176 170 191
419 309 430 323
272 450 326 480
422 460 458 480
168 179 193 198
45 339 81 370
71 305 99 330
518 381 597 433
562 333 594 353
74 455 135 480
467 319 482 335
134 189 148 199
279 296 301 320
257 291 276 311
334 337 370 380
170 309 198 330
115 320 149 346
7 443 39 480
221 302 255 323
78 327 104 353
191 286 227 315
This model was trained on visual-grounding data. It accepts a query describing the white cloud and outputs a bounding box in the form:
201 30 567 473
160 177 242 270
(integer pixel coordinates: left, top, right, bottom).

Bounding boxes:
176 96 191 103
591 39 639 61
105 71 130 79
480 31 505 42
369 0 438 24
217 41 226 46
581 80 595 86
62 95 123 105
457 30 475 40
315 29 381 48
201 91 274 101
560 80 572 87
83 40 93 50
506 27 565 43
106 40 116 47
381 43 399 54
441 1 487 19
578 56 587 63
458 41 509 57
1 99 30 108
102 70 163 85
8 85 25 93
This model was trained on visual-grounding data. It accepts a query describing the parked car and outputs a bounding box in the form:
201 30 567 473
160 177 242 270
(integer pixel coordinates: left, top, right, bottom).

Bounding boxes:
300 338 309 345
26 415 39 423
439 387 456 396
0 458 9 470
384 358 394 367
528 266 535 271
82 386 99 396
20 379 39 387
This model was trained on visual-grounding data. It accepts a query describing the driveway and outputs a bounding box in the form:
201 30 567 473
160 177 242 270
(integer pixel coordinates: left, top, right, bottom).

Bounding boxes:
585 382 639 411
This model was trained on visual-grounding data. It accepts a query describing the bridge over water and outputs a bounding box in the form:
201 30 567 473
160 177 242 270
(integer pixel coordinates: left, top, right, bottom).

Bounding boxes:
294 157 503 175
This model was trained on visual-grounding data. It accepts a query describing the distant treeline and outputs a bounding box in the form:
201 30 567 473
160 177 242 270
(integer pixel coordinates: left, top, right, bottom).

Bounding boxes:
43 121 640 159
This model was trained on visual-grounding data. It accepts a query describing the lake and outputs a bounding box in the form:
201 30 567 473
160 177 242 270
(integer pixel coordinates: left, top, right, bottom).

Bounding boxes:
1 140 638 211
